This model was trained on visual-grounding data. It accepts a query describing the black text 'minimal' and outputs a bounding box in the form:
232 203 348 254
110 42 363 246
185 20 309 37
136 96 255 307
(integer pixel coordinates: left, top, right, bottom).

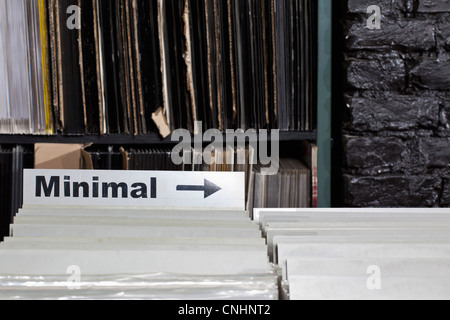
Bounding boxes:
35 176 157 199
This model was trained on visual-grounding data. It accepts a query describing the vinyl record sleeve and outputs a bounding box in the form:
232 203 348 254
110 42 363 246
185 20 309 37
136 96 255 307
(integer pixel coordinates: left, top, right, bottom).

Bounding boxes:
272 236 450 264
18 207 248 219
0 248 270 276
57 0 85 135
253 208 450 224
136 0 164 133
10 223 263 239
289 275 450 300
277 242 450 280
79 0 101 134
0 148 12 240
11 216 260 229
4 236 265 246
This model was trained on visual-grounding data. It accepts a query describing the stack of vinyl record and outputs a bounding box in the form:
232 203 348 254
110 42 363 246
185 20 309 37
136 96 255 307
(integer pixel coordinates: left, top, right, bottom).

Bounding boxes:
254 208 450 300
86 146 124 170
0 205 277 300
250 158 311 211
0 146 34 241
127 148 183 171
176 0 316 132
0 0 316 136
0 0 53 134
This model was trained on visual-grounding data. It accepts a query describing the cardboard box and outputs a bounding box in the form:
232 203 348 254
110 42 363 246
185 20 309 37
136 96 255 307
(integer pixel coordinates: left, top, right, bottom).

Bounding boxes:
34 143 93 169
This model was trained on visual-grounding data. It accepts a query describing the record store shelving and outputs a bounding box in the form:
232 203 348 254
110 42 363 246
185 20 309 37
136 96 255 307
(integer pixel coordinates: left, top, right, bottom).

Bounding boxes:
0 0 332 207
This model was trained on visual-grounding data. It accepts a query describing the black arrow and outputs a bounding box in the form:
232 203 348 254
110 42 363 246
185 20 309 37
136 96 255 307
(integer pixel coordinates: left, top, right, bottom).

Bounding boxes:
176 179 222 199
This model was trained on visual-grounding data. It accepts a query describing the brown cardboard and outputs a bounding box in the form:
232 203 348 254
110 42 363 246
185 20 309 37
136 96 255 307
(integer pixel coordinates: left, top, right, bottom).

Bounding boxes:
151 107 171 138
34 143 93 170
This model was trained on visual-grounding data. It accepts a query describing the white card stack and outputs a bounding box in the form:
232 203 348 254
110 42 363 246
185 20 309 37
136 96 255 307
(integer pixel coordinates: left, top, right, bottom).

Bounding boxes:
253 208 450 300
0 206 277 300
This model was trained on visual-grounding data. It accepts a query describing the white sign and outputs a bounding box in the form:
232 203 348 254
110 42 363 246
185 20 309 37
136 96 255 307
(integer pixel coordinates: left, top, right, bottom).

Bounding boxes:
23 170 245 209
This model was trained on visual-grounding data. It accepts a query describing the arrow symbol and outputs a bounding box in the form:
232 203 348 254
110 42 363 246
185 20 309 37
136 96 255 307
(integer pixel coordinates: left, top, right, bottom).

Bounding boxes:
176 179 222 199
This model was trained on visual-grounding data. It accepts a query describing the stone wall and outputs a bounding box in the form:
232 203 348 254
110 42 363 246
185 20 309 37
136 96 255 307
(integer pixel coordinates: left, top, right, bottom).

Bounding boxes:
341 0 450 207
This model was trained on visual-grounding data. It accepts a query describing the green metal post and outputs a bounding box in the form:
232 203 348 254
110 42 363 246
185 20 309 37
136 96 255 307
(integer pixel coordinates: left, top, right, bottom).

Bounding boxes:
317 0 332 207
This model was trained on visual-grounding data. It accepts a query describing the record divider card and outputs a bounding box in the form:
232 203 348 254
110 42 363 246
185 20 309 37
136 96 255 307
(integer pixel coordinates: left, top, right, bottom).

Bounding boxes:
23 169 245 210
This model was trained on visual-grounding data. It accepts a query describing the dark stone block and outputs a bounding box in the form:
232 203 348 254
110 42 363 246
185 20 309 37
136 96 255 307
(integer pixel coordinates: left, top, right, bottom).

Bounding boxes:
345 92 440 132
439 93 450 135
344 136 450 175
418 138 450 168
347 53 406 90
347 0 392 13
411 57 450 90
437 14 450 51
344 136 413 174
344 174 440 207
418 0 450 13
346 18 436 51
392 0 421 17
441 178 450 206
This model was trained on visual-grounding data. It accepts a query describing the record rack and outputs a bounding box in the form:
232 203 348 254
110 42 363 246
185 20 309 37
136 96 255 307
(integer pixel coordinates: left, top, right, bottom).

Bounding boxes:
0 0 332 216
0 131 317 145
